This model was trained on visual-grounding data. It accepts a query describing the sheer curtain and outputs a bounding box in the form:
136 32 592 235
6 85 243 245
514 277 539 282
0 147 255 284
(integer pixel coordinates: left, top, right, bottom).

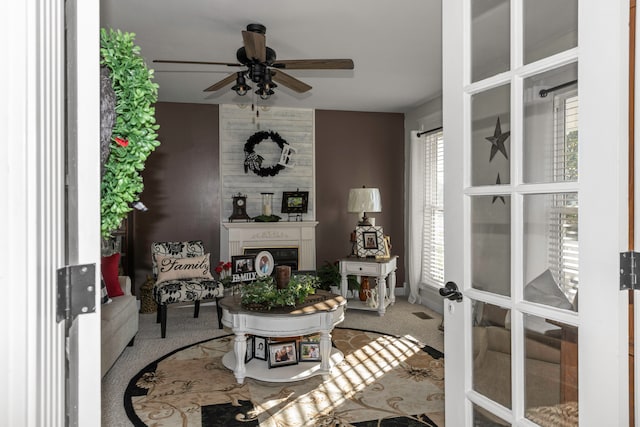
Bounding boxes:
407 131 425 304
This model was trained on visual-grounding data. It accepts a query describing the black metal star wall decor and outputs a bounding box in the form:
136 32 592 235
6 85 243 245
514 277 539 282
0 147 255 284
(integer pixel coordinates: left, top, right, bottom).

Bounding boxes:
485 117 510 161
492 173 506 204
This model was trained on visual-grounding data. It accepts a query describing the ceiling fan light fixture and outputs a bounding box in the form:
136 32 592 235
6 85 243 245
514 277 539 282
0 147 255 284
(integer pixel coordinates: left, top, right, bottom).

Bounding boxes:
256 87 275 100
231 72 251 96
258 71 278 93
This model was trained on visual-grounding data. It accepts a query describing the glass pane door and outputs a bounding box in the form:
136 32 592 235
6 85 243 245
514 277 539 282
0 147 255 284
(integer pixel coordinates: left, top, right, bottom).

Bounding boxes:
439 0 628 425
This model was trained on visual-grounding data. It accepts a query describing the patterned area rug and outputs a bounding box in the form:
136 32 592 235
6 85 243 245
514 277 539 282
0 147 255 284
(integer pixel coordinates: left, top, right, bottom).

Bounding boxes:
124 328 444 426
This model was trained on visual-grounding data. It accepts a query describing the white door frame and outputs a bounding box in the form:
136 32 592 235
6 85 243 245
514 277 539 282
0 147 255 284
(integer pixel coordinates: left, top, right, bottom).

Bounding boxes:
443 0 630 425
1 1 101 425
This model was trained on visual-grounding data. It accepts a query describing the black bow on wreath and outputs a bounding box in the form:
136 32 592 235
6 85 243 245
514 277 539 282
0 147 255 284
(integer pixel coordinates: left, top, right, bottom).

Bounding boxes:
243 130 289 177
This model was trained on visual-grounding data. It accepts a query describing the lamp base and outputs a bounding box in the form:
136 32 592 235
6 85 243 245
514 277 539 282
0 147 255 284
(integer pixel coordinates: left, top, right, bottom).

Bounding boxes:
358 212 372 227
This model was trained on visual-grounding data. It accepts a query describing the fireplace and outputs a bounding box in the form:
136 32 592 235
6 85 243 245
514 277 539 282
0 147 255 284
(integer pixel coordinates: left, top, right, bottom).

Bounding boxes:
243 247 299 270
221 221 318 271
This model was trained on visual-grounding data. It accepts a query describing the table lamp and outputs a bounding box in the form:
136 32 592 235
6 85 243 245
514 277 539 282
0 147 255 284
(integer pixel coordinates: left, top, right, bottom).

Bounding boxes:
347 186 382 226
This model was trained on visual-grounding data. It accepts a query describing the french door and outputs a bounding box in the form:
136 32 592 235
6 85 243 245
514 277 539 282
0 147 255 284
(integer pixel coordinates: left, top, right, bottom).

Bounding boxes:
2 1 101 425
443 0 629 425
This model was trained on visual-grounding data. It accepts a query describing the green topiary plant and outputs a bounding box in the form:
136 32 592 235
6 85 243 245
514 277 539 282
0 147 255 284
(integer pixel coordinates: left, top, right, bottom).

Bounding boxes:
241 275 320 309
100 28 161 238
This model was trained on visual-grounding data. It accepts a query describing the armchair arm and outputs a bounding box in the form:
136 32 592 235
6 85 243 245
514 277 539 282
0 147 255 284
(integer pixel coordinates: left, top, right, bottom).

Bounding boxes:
117 276 132 296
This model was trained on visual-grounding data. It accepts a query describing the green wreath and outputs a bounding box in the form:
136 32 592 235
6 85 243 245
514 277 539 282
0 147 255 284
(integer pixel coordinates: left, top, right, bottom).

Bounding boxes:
100 29 160 238
243 130 288 177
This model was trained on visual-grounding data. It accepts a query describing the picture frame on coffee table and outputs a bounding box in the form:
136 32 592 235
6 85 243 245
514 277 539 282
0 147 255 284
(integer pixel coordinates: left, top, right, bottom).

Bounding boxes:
299 341 321 362
254 336 267 360
268 341 298 368
245 335 254 363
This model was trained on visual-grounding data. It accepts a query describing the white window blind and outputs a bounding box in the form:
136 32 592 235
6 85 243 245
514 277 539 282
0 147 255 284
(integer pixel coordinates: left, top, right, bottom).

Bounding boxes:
421 129 445 287
550 91 579 302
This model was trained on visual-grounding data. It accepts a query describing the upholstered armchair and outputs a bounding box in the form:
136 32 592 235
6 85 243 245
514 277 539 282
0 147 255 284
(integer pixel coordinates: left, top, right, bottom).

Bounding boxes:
151 240 224 338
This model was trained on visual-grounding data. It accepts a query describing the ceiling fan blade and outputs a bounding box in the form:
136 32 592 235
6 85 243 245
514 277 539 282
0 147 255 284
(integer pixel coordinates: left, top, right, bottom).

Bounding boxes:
273 59 354 70
203 73 238 92
242 30 266 62
271 70 312 93
154 59 242 67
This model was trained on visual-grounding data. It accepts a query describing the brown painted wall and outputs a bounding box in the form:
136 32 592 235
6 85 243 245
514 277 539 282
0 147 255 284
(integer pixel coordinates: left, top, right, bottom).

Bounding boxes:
132 104 405 292
315 110 405 286
132 102 220 293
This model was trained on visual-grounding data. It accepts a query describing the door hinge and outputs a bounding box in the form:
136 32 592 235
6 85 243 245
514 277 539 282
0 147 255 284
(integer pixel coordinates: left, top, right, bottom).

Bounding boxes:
620 251 640 290
56 264 96 322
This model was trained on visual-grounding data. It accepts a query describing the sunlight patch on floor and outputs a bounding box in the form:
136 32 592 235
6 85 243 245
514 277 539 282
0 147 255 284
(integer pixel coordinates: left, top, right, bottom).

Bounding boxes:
255 334 424 425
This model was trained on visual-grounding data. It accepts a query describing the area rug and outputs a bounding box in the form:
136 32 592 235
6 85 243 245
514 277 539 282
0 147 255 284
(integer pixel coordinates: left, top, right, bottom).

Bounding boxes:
124 328 444 426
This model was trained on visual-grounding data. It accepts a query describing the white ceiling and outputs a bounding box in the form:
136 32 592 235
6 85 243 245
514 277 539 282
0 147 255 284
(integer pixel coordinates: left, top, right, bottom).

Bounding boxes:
100 0 442 113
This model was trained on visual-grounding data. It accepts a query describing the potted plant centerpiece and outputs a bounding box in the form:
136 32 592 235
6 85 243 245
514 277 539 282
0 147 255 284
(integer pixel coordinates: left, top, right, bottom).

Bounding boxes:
240 274 321 310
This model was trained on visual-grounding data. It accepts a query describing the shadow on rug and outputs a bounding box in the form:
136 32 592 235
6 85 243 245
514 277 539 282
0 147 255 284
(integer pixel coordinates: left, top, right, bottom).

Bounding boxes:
124 328 444 426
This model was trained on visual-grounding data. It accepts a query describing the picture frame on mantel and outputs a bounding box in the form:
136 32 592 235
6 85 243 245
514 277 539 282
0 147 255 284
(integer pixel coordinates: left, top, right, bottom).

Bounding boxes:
281 191 309 213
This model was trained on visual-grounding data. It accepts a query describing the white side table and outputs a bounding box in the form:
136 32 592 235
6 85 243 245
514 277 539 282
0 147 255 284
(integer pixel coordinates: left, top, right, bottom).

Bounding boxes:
339 256 398 316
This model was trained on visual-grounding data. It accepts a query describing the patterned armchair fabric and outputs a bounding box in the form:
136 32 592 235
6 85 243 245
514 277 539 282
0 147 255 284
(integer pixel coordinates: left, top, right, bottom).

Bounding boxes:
151 240 224 337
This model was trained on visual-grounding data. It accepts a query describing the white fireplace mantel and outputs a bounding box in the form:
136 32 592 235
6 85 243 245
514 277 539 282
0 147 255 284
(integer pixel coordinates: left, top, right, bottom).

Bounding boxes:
221 221 319 271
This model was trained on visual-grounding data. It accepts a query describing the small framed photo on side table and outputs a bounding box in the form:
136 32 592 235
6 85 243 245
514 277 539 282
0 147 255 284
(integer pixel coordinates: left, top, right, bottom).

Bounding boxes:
268 341 298 368
355 226 386 258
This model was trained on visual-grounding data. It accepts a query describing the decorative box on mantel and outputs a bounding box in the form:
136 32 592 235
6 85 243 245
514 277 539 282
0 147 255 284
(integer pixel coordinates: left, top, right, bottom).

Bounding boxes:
221 221 319 271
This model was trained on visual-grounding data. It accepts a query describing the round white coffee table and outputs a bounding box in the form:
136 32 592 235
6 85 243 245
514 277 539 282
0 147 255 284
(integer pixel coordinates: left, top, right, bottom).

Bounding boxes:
219 291 346 384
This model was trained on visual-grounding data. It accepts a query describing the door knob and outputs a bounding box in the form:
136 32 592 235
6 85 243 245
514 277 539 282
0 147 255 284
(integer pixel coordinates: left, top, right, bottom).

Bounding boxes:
439 281 463 302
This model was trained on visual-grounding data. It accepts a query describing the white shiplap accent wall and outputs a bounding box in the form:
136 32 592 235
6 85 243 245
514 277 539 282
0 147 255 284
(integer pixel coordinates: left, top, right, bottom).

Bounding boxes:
219 104 315 220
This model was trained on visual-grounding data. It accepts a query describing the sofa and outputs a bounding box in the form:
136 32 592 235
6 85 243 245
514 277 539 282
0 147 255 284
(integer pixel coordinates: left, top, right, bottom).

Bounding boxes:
472 302 579 425
101 276 139 377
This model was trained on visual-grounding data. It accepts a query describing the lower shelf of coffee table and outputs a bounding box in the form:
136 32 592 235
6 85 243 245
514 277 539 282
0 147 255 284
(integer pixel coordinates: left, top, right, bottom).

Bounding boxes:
222 348 344 382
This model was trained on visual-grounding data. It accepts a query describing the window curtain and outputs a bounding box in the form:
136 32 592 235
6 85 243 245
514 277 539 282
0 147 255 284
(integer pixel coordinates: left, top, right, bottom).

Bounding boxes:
407 130 425 304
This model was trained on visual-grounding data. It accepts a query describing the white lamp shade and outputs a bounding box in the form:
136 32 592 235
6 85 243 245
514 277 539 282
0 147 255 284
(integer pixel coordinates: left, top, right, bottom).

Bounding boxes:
347 188 382 213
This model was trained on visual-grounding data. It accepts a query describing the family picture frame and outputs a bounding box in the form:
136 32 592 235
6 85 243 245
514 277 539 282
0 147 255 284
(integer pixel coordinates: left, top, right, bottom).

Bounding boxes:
245 335 254 363
244 335 268 362
299 341 321 362
268 341 298 368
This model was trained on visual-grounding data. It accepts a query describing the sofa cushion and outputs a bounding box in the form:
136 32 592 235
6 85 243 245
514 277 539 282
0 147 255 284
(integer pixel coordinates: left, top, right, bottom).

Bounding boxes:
101 253 124 297
155 253 214 284
101 293 136 322
101 291 138 377
524 269 573 310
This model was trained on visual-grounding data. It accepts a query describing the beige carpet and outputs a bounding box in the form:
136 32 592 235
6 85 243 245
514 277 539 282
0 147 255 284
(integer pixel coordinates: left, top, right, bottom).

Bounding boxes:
125 328 444 426
102 296 444 426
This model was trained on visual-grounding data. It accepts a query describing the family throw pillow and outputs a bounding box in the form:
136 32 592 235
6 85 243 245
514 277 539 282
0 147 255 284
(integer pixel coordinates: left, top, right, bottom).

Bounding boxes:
155 253 214 284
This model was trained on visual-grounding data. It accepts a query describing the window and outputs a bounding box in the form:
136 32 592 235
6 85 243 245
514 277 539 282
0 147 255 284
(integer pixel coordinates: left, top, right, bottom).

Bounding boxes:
549 91 579 302
421 129 445 287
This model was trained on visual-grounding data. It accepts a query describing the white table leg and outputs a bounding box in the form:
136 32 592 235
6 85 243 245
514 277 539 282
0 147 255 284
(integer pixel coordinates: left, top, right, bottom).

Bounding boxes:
319 330 332 371
340 269 348 298
233 332 247 384
376 275 386 316
388 270 396 305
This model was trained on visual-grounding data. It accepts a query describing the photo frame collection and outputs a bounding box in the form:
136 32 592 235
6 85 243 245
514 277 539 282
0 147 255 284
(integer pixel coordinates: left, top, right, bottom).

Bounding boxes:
243 335 322 368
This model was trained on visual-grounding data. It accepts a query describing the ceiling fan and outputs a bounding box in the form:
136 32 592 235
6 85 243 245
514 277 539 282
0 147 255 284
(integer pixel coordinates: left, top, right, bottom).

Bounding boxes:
153 23 354 100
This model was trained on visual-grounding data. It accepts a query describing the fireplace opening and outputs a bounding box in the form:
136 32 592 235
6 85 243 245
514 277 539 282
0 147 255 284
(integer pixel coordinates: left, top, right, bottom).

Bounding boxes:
243 247 299 271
